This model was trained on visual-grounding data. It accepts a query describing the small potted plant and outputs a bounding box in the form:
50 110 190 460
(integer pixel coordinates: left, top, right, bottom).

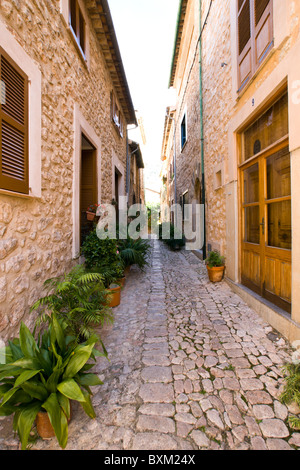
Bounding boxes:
86 204 99 221
81 231 124 308
205 250 225 283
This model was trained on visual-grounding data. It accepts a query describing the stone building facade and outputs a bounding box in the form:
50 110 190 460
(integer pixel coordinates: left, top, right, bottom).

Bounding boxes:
161 0 300 342
0 0 137 339
161 0 202 229
128 140 145 207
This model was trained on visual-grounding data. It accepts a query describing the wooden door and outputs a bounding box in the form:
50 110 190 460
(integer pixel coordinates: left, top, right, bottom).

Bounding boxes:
241 140 291 312
80 148 97 243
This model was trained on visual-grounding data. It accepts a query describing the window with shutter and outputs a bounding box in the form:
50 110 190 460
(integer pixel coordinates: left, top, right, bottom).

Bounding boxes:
237 0 273 92
0 49 29 194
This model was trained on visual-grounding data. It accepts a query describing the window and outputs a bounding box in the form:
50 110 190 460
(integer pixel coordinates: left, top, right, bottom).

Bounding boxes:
0 49 29 194
110 92 124 138
69 0 86 56
181 114 187 150
237 0 273 92
182 191 189 221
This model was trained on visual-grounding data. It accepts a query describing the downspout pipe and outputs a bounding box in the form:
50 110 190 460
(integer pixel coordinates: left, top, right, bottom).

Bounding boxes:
199 0 207 260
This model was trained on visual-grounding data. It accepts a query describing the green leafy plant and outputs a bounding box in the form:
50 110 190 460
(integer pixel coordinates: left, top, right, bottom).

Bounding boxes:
30 265 113 342
81 230 122 270
205 250 225 267
118 236 151 271
280 362 300 429
81 229 125 288
0 314 105 449
159 222 186 251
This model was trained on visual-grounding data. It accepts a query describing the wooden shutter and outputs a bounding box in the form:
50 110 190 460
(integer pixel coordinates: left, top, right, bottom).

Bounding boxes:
237 0 273 92
0 49 29 194
253 0 273 69
237 0 252 90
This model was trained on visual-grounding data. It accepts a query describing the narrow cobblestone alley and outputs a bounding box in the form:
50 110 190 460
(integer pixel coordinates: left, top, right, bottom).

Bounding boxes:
1 240 299 451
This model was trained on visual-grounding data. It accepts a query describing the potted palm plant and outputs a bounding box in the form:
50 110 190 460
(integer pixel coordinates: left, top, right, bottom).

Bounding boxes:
0 314 105 449
205 250 225 283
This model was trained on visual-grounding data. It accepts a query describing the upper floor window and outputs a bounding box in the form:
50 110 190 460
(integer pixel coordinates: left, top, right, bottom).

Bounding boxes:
181 113 187 150
69 0 86 57
0 49 29 194
110 92 124 138
237 0 273 92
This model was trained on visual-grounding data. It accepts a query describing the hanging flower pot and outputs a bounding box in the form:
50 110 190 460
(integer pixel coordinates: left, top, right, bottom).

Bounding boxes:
106 284 121 307
86 211 96 221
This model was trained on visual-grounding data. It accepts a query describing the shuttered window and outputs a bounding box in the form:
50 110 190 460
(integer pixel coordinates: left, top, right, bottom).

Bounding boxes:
237 0 273 92
0 49 29 194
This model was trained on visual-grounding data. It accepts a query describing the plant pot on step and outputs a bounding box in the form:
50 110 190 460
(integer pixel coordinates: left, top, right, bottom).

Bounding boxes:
106 284 121 307
206 265 225 283
118 276 126 287
36 407 72 440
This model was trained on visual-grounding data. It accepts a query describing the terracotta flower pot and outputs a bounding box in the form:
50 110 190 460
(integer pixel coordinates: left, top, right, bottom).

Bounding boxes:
206 265 225 283
36 405 72 440
36 411 56 439
106 285 121 307
86 211 95 221
118 276 126 287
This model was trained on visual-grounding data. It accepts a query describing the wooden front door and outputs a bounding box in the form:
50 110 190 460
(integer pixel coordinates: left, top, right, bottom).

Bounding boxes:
241 141 291 313
240 93 291 313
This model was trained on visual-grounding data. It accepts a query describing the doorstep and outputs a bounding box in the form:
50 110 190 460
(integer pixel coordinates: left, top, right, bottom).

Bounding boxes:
225 278 300 345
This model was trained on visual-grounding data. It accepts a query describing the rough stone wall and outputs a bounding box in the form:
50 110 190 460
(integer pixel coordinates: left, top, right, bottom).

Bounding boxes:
201 0 232 256
0 0 129 339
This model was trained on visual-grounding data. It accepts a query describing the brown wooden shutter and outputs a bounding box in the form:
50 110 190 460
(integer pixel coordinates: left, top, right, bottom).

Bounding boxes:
253 0 273 70
237 0 252 91
0 49 29 194
237 1 273 92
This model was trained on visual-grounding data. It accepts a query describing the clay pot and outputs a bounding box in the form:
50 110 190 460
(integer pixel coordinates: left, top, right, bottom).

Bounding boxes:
36 405 72 440
206 265 225 283
36 412 55 439
106 284 121 307
118 276 126 287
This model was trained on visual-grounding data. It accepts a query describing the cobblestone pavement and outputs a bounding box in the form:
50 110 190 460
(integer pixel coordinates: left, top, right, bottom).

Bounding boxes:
1 240 300 450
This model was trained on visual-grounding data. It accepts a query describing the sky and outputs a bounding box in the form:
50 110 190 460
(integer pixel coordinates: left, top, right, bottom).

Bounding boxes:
107 0 179 195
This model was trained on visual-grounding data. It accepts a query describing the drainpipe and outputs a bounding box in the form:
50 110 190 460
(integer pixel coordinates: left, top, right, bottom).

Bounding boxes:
199 0 207 260
166 113 177 226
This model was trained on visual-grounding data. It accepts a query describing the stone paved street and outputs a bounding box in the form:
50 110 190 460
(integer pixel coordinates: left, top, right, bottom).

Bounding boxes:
1 240 300 450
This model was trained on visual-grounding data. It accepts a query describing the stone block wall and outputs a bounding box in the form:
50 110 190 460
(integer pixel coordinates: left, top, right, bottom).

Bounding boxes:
201 0 232 256
0 0 129 339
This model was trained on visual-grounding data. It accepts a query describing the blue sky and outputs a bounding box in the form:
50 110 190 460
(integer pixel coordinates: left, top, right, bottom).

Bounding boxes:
108 0 179 192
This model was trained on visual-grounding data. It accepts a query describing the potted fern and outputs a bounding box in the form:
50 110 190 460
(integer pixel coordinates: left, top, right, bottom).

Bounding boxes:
0 314 105 449
205 250 225 283
30 265 113 342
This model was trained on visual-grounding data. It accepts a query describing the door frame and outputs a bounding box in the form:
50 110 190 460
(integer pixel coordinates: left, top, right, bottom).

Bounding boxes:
73 104 102 258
